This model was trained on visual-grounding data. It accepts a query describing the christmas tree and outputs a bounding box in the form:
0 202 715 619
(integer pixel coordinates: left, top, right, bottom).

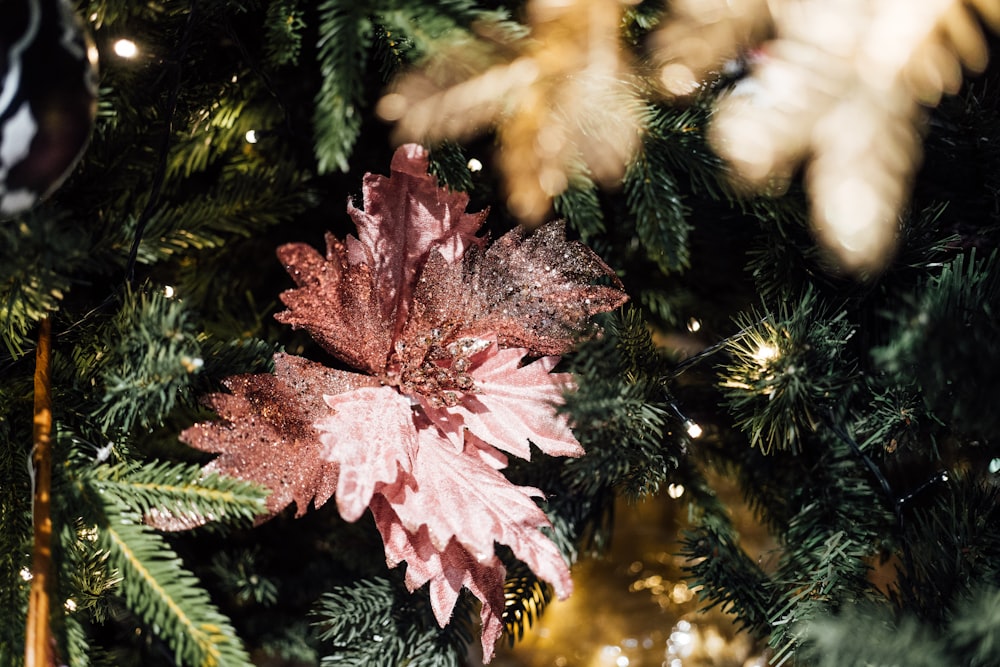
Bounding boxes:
3 1 1000 666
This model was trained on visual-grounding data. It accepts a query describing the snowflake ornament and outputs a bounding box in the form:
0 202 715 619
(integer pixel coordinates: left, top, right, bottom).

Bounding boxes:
174 144 627 659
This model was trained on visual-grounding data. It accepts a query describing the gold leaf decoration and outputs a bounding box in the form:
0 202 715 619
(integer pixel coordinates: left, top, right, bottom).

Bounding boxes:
377 0 644 225
653 0 1000 274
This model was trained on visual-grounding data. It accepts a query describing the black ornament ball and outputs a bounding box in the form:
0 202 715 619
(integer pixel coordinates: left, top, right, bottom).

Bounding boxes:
0 0 98 218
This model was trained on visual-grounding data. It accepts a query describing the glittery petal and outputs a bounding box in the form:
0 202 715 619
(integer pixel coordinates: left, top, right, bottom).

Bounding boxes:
419 344 582 459
316 386 419 522
174 353 376 522
471 221 627 354
407 220 628 358
275 235 392 374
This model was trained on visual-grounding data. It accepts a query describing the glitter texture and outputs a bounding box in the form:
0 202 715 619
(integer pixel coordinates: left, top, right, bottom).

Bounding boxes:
176 353 377 519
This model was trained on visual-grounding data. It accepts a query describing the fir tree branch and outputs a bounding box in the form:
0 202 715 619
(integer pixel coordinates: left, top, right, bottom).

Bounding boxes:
313 0 373 173
126 0 199 284
87 461 267 528
99 510 253 667
623 140 691 274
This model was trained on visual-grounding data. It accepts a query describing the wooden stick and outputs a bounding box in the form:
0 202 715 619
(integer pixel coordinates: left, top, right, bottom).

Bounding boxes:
25 317 56 667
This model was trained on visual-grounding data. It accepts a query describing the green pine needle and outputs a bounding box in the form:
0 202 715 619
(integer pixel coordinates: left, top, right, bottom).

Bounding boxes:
100 511 253 667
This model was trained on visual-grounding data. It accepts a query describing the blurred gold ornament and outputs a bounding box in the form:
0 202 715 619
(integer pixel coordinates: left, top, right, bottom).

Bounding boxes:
377 0 644 224
653 0 1000 274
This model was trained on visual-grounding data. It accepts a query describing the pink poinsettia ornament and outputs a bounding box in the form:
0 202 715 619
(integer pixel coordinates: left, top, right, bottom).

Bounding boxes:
174 144 627 660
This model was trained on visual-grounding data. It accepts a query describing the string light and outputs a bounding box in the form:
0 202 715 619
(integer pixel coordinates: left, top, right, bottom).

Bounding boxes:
686 317 702 332
667 483 685 499
245 130 259 144
113 38 138 59
163 285 176 298
467 158 483 172
752 343 779 365
684 420 703 439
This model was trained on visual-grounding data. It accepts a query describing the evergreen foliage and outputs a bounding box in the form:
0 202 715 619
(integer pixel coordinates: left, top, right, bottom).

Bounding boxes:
313 577 470 666
2 1 1000 665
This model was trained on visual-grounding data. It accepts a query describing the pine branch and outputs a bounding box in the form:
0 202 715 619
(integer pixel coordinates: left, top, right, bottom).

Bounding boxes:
873 249 1000 436
88 289 205 433
554 171 606 243
426 142 473 194
900 475 1000 627
313 577 466 667
313 0 374 173
263 0 306 67
0 211 90 357
797 603 948 667
681 526 775 636
623 140 691 274
561 311 685 499
718 290 859 453
313 577 397 650
763 428 894 664
0 405 32 665
99 509 253 667
86 461 267 529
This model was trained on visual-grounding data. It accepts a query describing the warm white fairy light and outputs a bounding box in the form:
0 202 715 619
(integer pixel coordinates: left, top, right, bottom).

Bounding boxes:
19 567 32 581
667 483 685 499
467 158 483 172
752 343 779 365
64 598 78 612
684 420 703 439
686 317 702 332
990 458 1000 474
163 285 176 298
181 356 204 373
113 38 138 59
245 129 259 144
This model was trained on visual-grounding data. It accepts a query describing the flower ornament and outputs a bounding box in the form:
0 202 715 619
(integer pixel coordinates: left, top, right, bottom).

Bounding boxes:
173 144 627 659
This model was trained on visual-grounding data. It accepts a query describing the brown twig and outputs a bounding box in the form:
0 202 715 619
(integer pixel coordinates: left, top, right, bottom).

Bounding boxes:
25 317 56 667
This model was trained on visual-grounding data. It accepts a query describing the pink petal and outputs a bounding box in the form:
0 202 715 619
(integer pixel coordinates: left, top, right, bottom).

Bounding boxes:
384 427 573 599
420 344 583 459
316 386 419 522
347 144 487 337
370 496 507 662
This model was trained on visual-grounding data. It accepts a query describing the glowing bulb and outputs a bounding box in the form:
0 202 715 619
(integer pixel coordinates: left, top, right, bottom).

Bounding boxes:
467 158 483 172
64 598 77 612
163 285 176 298
989 458 1000 474
113 38 138 59
245 129 259 144
684 420 703 439
19 567 32 581
686 317 702 332
667 483 685 499
752 343 779 364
